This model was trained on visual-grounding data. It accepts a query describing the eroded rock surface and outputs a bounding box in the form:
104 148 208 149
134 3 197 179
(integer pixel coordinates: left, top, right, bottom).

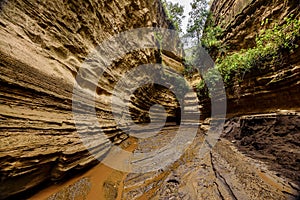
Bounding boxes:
210 0 300 54
0 0 183 198
222 113 300 187
201 0 300 117
122 125 299 200
1 0 299 199
28 122 299 199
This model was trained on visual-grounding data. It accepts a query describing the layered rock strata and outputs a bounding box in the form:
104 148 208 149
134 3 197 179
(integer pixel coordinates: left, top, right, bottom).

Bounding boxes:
0 0 184 198
204 0 300 117
200 0 300 194
210 0 300 55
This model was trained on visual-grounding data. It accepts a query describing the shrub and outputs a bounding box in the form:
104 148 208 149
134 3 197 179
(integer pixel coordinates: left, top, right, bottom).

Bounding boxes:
197 16 300 94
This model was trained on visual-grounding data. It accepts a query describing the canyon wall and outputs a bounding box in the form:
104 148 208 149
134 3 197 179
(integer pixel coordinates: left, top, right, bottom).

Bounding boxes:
204 0 300 190
0 0 184 198
207 0 300 116
210 0 300 53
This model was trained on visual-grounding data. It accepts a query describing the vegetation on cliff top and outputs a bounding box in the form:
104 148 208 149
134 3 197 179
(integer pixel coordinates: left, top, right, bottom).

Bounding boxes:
197 15 300 96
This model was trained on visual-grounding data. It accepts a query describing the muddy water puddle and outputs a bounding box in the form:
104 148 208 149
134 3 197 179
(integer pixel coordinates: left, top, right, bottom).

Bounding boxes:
29 138 137 200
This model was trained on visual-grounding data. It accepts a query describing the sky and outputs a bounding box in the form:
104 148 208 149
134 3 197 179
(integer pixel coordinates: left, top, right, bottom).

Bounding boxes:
168 0 193 33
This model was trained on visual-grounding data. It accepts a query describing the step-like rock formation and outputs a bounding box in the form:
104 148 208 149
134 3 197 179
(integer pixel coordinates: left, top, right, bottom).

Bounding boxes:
0 0 184 198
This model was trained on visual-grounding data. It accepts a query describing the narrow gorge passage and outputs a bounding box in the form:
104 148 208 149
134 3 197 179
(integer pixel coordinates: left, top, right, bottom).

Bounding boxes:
0 0 300 199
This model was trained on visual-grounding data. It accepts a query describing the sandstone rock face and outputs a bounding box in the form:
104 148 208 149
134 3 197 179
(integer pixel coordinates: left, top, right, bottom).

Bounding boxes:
226 49 300 117
210 0 300 53
0 0 183 198
204 0 300 116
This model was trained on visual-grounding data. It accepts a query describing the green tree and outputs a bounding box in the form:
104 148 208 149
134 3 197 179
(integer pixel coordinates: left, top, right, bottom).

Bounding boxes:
187 0 209 45
163 0 185 33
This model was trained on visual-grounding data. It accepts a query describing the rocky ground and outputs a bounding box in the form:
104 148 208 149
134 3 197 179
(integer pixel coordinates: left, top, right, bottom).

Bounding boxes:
123 121 300 200
28 119 300 200
222 112 300 190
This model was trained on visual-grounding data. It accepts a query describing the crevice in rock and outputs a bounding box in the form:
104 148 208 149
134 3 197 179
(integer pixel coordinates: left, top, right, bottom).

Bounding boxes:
210 152 238 200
